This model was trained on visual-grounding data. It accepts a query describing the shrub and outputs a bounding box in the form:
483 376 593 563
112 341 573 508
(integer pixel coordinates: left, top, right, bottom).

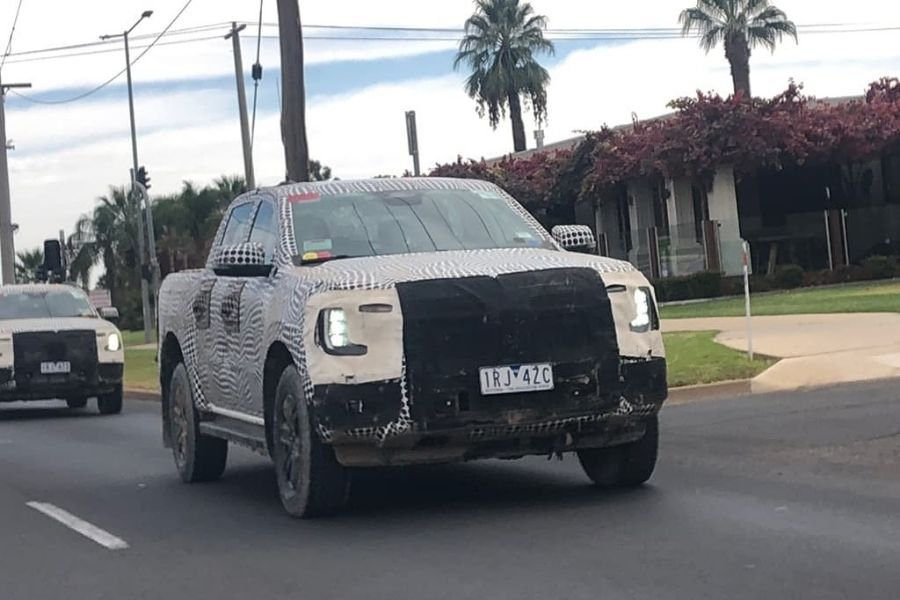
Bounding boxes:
802 269 833 287
832 264 867 283
862 255 895 280
720 276 744 296
652 271 723 302
773 264 804 289
749 274 775 293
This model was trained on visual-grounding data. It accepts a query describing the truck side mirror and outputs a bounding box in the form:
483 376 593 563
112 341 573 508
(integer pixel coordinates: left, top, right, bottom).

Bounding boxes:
99 307 120 323
551 225 597 254
213 242 273 277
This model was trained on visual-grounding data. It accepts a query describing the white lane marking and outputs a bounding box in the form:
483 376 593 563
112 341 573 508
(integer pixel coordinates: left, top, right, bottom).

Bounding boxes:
26 501 129 550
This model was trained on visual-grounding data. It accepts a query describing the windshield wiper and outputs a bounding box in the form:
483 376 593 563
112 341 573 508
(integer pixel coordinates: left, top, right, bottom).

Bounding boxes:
300 254 353 266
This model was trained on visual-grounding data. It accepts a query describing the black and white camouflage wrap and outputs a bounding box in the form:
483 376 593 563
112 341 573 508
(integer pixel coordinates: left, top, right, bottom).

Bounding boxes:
213 242 266 266
158 178 657 445
551 225 597 251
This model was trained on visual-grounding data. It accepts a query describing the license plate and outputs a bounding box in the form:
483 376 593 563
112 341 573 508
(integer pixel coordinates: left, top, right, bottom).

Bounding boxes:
479 363 554 396
40 361 71 375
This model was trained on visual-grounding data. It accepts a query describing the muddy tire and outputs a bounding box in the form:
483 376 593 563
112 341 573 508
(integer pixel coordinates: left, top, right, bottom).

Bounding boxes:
272 366 350 518
168 362 227 483
578 415 658 488
97 385 123 415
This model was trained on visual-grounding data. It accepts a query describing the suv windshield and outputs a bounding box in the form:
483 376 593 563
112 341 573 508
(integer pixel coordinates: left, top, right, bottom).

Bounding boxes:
0 288 97 320
290 188 553 264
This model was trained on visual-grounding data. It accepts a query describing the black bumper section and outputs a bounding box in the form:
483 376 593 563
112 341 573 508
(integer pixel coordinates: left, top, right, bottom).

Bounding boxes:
0 363 123 402
313 357 667 460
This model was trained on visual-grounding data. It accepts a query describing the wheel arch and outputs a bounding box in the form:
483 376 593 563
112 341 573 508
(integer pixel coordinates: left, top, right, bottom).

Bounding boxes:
159 332 184 448
263 341 294 454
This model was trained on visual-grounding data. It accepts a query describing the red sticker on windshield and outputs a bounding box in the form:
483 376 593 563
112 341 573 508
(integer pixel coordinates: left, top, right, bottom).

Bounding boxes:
287 192 320 203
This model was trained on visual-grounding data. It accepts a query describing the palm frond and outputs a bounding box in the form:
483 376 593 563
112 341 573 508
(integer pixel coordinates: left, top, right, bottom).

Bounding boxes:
681 0 795 55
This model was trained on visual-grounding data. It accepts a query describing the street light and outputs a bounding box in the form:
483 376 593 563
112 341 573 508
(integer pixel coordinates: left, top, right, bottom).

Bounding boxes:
101 10 158 344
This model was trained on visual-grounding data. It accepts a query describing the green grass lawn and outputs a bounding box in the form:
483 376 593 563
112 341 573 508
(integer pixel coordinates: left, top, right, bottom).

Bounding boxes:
120 331 773 392
660 280 900 320
122 330 155 348
124 347 158 391
663 331 775 388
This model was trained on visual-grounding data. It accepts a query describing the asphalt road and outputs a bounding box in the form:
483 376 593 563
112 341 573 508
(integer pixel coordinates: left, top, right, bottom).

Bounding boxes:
1 382 898 600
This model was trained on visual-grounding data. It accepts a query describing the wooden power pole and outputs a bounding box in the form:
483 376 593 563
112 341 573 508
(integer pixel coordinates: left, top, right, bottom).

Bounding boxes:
276 0 310 182
0 81 31 285
225 22 256 190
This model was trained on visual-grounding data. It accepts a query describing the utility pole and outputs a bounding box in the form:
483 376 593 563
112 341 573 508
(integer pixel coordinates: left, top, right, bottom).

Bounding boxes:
0 80 31 285
405 110 421 176
225 22 255 189
276 0 310 182
102 10 155 342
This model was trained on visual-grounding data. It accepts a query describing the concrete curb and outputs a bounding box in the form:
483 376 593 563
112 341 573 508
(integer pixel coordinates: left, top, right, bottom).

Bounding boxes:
126 389 161 402
126 379 756 407
666 379 752 405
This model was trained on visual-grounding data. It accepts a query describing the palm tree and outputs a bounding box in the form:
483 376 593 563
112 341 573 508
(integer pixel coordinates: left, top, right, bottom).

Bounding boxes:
14 248 43 283
81 186 143 310
679 0 797 98
455 0 554 152
277 0 310 181
67 217 97 289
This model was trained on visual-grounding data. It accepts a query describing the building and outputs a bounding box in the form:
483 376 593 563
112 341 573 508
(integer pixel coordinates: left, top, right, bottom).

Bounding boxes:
489 96 900 280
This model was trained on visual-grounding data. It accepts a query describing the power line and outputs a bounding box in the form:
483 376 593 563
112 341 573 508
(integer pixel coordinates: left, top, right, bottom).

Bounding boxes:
5 22 228 60
5 34 224 66
6 19 898 60
4 19 900 70
9 0 195 105
0 0 26 71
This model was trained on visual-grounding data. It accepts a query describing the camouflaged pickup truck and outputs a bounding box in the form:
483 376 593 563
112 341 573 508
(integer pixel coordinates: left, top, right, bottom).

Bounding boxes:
157 178 666 518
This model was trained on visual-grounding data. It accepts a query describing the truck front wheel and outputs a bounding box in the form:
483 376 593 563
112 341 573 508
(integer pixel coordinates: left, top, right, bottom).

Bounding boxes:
97 385 123 415
272 366 350 518
577 415 658 488
66 397 88 409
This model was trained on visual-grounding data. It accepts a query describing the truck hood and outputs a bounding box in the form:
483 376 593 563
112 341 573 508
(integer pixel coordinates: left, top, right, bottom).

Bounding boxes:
292 247 640 289
0 317 118 336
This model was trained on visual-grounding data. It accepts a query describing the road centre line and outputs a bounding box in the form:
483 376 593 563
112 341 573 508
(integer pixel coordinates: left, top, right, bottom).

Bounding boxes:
26 501 129 550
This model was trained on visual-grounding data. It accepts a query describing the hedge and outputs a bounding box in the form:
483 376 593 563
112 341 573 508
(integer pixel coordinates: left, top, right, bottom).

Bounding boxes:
652 256 898 302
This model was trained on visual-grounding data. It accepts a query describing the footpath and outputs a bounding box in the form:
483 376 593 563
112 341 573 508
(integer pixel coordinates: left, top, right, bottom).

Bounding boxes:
663 313 900 393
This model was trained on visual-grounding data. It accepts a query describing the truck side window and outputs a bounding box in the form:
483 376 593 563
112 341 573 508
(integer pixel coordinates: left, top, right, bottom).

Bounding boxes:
220 202 256 247
248 202 277 262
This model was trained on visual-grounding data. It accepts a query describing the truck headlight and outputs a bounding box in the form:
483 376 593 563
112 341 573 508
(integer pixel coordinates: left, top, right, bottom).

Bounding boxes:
629 288 658 332
325 309 350 348
318 308 367 356
106 333 121 352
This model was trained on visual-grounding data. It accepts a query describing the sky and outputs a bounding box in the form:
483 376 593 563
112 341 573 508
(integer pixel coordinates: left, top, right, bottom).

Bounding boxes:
3 0 900 260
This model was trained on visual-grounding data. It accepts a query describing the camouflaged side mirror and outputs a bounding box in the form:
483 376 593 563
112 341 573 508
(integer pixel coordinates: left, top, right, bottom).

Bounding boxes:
213 242 273 277
551 225 597 254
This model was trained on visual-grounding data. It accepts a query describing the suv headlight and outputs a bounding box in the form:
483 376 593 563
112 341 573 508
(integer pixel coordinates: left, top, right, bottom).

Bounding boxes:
629 287 658 333
106 332 121 352
318 308 367 356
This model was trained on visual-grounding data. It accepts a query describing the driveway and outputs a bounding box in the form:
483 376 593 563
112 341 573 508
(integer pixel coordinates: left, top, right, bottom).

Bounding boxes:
663 313 900 392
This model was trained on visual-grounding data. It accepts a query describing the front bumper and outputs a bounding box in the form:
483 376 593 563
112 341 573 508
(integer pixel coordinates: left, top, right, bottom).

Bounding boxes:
314 356 667 467
0 363 123 402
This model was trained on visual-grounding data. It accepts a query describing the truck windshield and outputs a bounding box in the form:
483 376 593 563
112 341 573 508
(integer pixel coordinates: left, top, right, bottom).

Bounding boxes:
290 188 553 264
0 288 97 320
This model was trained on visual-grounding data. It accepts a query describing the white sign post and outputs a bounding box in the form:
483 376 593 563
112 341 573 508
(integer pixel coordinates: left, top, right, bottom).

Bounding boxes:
742 240 753 360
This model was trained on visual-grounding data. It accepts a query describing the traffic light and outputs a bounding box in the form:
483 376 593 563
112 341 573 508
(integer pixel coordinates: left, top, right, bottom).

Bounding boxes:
136 165 151 190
